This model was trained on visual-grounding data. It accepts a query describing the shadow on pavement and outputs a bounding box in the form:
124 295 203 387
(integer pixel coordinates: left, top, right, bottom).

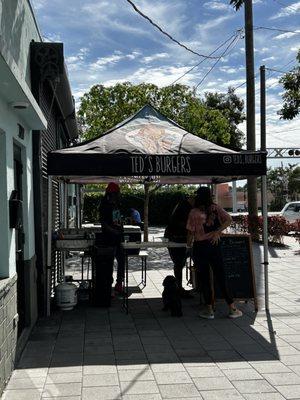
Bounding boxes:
16 295 279 373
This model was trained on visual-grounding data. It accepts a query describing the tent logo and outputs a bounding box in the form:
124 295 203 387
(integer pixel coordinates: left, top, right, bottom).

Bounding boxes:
223 155 232 164
125 124 182 153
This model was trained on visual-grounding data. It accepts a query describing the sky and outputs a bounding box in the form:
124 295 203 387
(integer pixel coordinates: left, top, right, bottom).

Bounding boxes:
31 0 300 168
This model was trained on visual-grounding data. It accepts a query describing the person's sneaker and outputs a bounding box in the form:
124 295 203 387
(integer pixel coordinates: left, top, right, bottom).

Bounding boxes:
180 288 194 299
114 282 124 294
199 308 214 319
228 308 243 318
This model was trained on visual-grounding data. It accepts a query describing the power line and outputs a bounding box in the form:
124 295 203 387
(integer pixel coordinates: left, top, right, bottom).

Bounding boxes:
266 67 291 74
125 0 219 59
170 30 241 86
254 26 300 34
195 34 241 91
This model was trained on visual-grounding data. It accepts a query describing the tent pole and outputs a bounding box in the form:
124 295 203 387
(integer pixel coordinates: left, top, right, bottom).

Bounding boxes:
47 176 53 317
232 181 237 213
260 64 269 311
261 175 269 311
76 184 81 228
64 182 68 228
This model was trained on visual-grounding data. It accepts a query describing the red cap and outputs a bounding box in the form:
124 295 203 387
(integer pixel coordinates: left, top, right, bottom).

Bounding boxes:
106 182 120 193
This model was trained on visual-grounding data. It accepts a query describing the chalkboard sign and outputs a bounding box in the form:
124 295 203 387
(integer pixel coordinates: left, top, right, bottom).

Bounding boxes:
214 234 257 309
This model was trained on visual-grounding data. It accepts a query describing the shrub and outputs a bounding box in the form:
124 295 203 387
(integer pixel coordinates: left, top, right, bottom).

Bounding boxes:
231 214 291 244
83 187 194 226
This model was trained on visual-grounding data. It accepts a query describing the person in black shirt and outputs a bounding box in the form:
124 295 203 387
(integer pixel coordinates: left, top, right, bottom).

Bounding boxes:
164 195 195 298
99 182 125 294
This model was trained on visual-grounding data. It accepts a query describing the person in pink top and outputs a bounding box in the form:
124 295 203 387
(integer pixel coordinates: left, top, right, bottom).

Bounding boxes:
186 186 242 319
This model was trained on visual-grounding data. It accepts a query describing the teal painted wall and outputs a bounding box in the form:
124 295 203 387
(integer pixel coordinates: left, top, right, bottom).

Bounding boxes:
0 0 41 277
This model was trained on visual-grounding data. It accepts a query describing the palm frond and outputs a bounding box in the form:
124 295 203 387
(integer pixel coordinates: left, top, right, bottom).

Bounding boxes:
229 0 244 11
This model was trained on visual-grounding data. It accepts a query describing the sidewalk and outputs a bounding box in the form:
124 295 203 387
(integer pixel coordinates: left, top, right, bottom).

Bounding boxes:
2 230 300 400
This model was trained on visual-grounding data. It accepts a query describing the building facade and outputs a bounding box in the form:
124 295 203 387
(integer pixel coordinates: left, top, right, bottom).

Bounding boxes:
0 0 77 394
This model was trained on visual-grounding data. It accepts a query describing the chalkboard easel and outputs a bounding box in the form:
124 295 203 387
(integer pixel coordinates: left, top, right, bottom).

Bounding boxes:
214 234 257 311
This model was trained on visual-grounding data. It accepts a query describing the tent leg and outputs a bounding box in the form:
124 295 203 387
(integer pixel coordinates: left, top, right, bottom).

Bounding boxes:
261 174 269 311
76 184 81 228
47 176 53 317
232 180 237 213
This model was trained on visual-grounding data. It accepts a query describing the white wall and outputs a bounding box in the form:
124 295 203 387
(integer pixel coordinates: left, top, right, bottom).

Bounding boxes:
0 91 35 277
0 0 42 278
0 0 41 88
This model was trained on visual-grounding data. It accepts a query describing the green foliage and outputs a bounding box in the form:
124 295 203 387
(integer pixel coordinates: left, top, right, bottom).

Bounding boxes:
203 88 246 149
267 164 300 210
83 186 194 226
78 82 245 149
279 49 300 120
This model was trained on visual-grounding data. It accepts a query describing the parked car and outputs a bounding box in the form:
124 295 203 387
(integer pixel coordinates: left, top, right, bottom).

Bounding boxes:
280 201 300 223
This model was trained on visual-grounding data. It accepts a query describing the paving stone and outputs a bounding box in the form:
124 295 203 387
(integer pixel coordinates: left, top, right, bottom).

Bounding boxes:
45 372 82 384
279 355 300 365
120 381 159 395
193 376 234 391
232 379 276 394
200 389 244 400
250 361 293 373
263 372 300 385
150 363 186 373
276 385 300 399
186 366 224 378
223 368 263 380
42 382 82 397
6 376 46 389
2 388 43 400
83 365 117 375
48 366 82 374
83 373 119 387
11 368 48 379
82 386 121 400
118 368 154 381
216 361 251 370
158 383 200 398
154 371 193 384
117 364 150 371
122 395 162 400
243 393 287 400
290 365 300 375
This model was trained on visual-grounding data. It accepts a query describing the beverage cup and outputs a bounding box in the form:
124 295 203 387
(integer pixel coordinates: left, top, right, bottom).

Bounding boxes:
124 235 130 243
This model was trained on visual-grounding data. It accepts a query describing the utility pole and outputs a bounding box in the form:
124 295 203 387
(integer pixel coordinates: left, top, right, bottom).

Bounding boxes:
245 0 258 221
260 64 269 310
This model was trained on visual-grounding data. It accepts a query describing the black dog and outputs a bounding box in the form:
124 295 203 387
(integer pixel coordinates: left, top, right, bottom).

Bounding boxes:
162 275 182 317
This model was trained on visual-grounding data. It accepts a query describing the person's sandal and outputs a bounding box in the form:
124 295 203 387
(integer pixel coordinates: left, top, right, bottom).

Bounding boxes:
228 308 243 318
199 308 214 319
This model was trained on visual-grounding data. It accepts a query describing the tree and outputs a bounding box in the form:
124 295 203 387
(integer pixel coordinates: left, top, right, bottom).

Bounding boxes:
267 164 300 210
279 49 300 120
203 87 246 149
78 82 244 148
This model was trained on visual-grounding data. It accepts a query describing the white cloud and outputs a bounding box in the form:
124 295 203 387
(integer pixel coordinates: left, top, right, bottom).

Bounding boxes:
275 31 300 40
142 53 170 63
262 56 276 62
90 51 141 70
31 0 46 10
270 1 300 19
203 1 230 11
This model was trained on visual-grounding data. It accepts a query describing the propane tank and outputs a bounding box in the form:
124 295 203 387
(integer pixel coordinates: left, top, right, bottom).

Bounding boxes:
56 282 77 311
